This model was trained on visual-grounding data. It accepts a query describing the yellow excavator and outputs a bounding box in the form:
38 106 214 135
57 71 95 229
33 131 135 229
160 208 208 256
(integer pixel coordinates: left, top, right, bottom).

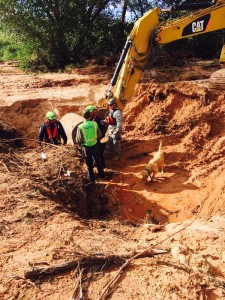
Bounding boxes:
105 0 225 111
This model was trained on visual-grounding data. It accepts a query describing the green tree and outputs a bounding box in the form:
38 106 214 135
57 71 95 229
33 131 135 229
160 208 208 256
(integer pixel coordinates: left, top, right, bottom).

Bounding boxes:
128 0 153 19
0 0 127 69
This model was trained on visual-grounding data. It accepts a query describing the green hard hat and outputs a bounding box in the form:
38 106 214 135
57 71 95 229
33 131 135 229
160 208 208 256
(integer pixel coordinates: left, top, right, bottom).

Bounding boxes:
86 105 95 112
46 111 57 120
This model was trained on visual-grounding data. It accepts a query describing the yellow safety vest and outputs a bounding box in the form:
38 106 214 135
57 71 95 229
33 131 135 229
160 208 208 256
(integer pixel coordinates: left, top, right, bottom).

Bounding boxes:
78 120 98 147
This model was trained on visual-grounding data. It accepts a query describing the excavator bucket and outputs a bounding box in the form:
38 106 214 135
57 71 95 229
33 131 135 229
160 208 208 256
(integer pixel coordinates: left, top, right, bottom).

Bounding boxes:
208 45 225 90
209 68 225 90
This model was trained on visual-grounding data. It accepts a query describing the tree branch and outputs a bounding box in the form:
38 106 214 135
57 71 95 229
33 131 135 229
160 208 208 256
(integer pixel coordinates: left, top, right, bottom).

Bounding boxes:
24 249 167 281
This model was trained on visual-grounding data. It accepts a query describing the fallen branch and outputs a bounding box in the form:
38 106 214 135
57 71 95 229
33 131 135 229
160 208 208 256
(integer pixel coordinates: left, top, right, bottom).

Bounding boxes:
30 183 53 198
24 249 167 281
1 161 10 173
71 266 83 300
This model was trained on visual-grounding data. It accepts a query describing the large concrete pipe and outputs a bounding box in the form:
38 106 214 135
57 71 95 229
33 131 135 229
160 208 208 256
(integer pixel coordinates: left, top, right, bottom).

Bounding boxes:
60 113 84 145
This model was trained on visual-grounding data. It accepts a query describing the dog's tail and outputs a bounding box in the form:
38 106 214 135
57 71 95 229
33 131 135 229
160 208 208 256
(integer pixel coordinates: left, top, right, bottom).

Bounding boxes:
158 140 162 151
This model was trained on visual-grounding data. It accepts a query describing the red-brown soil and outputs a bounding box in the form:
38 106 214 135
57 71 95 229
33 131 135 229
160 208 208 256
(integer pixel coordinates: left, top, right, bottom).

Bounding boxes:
0 60 225 300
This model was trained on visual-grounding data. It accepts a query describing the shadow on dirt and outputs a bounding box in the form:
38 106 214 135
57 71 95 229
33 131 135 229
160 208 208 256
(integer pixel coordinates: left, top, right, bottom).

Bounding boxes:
102 136 201 224
102 182 171 224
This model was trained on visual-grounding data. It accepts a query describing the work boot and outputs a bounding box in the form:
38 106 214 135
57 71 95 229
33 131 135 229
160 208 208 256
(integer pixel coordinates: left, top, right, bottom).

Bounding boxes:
87 175 95 183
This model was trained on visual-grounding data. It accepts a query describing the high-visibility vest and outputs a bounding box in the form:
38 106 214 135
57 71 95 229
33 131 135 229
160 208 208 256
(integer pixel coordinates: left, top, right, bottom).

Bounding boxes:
78 120 98 147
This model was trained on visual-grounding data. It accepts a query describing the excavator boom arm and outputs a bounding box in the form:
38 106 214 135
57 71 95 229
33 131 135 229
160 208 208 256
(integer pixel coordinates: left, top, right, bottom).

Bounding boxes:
107 0 225 111
106 8 160 111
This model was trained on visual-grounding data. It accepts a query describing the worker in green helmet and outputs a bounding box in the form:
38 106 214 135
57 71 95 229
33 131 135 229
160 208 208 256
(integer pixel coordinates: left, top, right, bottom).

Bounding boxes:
76 109 104 183
38 111 67 147
85 105 106 168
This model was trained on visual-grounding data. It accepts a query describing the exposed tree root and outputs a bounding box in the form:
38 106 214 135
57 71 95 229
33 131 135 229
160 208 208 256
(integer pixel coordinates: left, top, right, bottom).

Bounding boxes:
24 249 167 281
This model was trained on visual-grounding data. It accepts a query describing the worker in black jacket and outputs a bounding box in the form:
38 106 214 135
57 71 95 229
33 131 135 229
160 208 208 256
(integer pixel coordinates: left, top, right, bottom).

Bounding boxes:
38 111 67 147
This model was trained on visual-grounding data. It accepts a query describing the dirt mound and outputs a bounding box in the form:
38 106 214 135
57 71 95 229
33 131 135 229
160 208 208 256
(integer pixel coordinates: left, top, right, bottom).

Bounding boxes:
0 144 88 212
115 81 225 225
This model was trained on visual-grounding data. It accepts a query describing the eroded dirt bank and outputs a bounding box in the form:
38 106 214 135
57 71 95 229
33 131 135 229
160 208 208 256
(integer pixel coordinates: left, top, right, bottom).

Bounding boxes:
0 61 225 299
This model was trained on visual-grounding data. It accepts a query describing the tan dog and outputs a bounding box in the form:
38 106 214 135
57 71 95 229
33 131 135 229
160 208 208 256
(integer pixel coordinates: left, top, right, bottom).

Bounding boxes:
141 141 164 182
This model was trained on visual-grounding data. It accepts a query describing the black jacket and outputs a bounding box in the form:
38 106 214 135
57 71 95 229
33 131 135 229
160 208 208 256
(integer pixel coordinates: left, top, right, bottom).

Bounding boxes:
38 120 67 146
91 115 106 138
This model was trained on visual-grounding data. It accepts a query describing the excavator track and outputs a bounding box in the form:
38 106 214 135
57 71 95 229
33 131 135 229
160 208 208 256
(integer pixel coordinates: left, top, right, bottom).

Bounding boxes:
209 68 225 89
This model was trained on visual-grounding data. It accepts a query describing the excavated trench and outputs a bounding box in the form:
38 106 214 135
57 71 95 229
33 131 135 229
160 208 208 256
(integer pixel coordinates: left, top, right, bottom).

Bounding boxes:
0 101 173 224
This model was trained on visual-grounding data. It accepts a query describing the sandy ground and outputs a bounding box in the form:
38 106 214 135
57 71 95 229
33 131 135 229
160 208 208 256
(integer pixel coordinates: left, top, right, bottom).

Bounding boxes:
0 60 225 299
